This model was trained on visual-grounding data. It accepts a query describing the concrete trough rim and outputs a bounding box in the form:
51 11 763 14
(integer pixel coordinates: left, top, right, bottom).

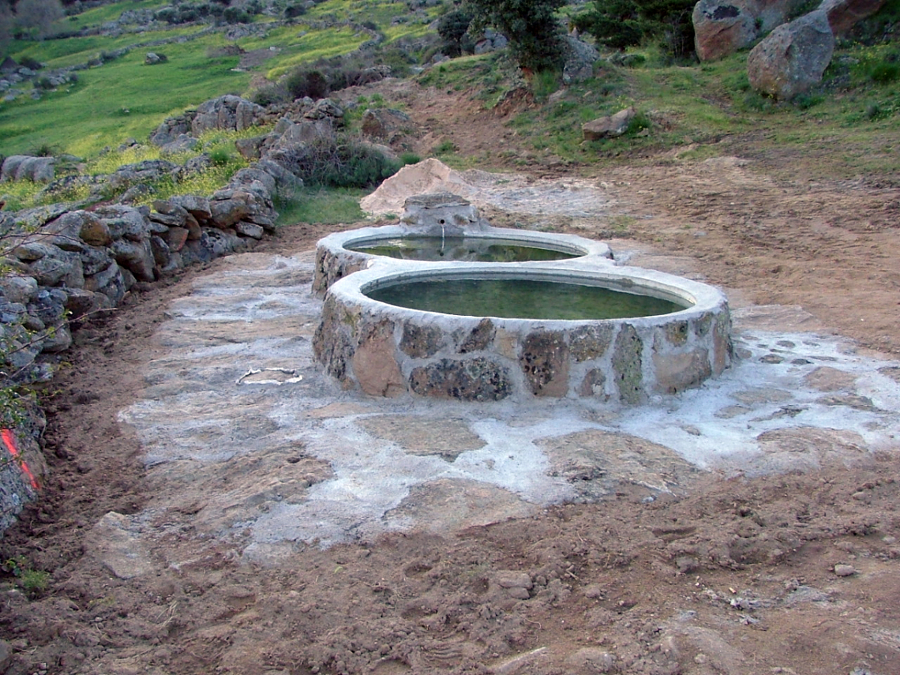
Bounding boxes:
329 260 727 329
318 225 615 265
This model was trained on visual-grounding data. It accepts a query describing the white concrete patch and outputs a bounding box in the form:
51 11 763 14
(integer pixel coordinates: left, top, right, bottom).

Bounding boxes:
118 249 900 561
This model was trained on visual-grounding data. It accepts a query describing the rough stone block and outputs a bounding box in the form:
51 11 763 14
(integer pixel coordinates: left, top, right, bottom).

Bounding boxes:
520 331 570 397
409 357 512 401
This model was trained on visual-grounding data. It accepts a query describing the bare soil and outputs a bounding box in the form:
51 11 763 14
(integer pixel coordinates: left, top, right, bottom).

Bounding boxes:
1 80 899 675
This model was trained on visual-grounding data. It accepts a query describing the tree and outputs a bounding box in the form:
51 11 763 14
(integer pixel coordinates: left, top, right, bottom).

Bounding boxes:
574 0 696 57
437 8 473 58
14 0 64 40
573 0 644 51
464 0 567 73
0 4 13 57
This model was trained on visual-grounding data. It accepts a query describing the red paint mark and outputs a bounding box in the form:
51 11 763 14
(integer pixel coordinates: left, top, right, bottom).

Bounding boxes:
2 429 39 490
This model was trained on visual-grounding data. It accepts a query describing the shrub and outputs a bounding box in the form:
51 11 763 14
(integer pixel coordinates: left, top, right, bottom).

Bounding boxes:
465 0 567 72
208 147 233 166
283 69 330 100
278 136 400 189
434 139 457 154
250 82 289 106
222 7 250 24
18 56 42 71
437 8 473 57
283 3 307 19
575 0 696 57
869 61 900 84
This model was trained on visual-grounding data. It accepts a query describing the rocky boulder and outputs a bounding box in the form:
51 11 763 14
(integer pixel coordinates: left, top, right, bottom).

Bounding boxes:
191 95 266 135
747 10 835 99
693 0 759 61
1 155 56 183
756 0 810 31
149 114 192 147
582 108 636 140
562 35 600 84
820 0 885 35
693 0 811 60
473 28 508 55
360 108 414 142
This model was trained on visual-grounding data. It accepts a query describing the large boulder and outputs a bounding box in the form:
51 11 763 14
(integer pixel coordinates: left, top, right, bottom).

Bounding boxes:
747 10 835 99
819 0 885 35
360 108 415 142
756 0 809 31
693 0 759 61
1 155 56 183
693 0 810 60
149 114 192 147
191 95 266 136
582 108 636 140
562 35 600 84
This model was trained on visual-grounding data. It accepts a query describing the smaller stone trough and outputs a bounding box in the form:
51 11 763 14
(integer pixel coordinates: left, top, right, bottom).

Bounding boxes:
312 192 732 403
313 192 613 293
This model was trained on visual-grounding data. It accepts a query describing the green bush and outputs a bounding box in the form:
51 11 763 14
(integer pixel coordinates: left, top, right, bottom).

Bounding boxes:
278 136 400 189
250 82 290 106
869 61 900 83
18 56 42 71
437 8 474 58
575 0 696 57
465 0 567 72
283 69 329 99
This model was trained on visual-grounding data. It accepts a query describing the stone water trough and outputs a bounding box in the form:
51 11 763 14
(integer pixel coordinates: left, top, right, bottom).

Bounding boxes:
313 193 732 402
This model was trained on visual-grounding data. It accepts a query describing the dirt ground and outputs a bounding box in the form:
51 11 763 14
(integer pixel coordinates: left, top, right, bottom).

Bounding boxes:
1 80 899 675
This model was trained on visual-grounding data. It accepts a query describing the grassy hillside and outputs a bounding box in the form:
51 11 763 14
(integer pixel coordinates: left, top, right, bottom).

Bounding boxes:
0 0 441 157
0 0 897 202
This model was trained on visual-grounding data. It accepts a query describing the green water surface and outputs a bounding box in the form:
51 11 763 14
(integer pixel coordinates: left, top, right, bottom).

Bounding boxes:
349 236 578 262
366 278 686 320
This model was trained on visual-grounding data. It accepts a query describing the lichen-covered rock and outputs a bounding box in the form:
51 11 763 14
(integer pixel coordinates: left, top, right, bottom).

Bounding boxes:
457 318 495 354
562 34 600 83
692 0 759 61
613 325 644 404
820 0 885 35
569 324 614 361
361 108 414 141
400 323 444 358
409 357 512 401
747 10 835 100
582 108 636 141
110 238 156 282
148 114 191 147
26 246 84 289
519 331 570 397
83 260 126 306
167 195 212 223
191 95 266 135
0 155 56 183
94 205 152 242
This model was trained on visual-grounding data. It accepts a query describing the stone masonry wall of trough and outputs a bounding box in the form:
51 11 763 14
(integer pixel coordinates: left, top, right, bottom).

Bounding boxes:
313 261 733 403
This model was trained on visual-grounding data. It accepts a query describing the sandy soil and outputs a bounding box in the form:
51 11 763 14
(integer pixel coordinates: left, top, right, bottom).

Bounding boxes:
1 80 899 675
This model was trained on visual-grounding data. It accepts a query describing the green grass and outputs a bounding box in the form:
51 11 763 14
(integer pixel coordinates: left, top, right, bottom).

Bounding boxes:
9 26 201 70
1 127 263 211
276 187 367 225
250 26 369 80
55 0 170 33
0 35 248 156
